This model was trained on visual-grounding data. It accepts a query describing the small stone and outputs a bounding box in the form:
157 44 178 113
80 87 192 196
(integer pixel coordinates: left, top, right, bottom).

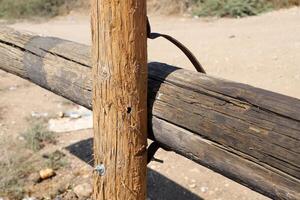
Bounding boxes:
28 172 40 183
73 183 93 198
189 168 200 173
200 186 208 193
57 186 67 195
57 112 64 118
18 136 25 141
39 168 55 180
188 184 197 189
69 112 81 119
31 111 48 118
150 165 156 169
22 198 36 200
9 86 17 91
63 191 77 200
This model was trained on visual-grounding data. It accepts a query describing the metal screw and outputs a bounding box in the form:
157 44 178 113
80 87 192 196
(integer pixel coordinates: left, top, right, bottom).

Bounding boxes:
94 164 106 176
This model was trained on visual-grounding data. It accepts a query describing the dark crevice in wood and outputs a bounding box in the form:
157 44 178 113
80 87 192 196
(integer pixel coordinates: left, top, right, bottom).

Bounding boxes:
149 75 300 141
153 116 300 184
234 95 300 123
155 94 299 157
175 95 300 152
150 74 300 124
151 97 300 179
39 47 91 68
149 76 250 111
0 38 41 58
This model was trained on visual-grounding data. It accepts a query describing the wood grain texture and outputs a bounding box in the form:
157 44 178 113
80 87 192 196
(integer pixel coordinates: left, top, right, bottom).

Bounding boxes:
90 0 148 199
0 27 299 200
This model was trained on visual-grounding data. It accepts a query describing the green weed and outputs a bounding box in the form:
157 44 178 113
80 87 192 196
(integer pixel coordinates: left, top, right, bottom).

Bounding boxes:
43 150 67 170
23 118 56 151
0 140 34 199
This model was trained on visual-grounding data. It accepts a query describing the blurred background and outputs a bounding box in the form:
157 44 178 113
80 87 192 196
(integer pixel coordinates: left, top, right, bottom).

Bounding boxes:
0 0 299 19
0 1 299 200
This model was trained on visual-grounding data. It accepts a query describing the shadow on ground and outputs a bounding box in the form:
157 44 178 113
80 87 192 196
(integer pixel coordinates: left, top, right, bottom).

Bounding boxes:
66 138 203 200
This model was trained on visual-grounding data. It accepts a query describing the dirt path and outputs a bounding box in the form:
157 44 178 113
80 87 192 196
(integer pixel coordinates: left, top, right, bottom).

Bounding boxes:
1 7 300 200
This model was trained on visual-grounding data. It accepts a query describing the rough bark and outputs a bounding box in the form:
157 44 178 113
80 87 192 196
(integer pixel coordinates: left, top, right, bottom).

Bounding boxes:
90 0 148 199
0 27 299 200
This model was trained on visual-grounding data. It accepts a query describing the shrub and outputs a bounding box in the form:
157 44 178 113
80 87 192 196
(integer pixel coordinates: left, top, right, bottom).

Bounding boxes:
267 0 300 8
0 0 299 19
193 0 272 17
0 0 75 19
23 120 56 151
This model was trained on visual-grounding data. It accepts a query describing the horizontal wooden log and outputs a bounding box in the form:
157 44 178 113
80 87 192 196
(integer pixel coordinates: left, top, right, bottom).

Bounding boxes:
0 27 299 200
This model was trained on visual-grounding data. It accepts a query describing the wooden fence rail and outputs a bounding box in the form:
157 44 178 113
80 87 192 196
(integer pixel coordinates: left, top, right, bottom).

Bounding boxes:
0 27 299 200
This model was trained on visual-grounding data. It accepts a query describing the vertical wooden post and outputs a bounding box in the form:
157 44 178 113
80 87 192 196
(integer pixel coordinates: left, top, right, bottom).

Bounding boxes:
91 0 148 199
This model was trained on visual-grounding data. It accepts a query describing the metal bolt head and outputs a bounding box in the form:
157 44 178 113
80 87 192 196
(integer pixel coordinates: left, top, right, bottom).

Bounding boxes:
94 164 106 176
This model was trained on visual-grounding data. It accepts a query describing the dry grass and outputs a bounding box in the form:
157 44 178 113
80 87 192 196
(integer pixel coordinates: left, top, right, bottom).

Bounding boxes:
147 0 191 14
0 0 83 19
0 138 34 199
43 150 67 170
0 116 65 199
22 117 56 151
193 0 272 17
0 146 67 199
192 0 299 17
147 0 300 16
0 107 5 121
268 0 300 8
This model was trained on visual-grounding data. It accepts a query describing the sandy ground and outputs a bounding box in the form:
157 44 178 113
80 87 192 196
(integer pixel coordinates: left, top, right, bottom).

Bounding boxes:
1 7 300 200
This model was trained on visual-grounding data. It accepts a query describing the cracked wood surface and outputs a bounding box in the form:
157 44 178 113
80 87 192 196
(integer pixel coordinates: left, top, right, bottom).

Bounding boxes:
90 0 148 199
0 27 299 200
